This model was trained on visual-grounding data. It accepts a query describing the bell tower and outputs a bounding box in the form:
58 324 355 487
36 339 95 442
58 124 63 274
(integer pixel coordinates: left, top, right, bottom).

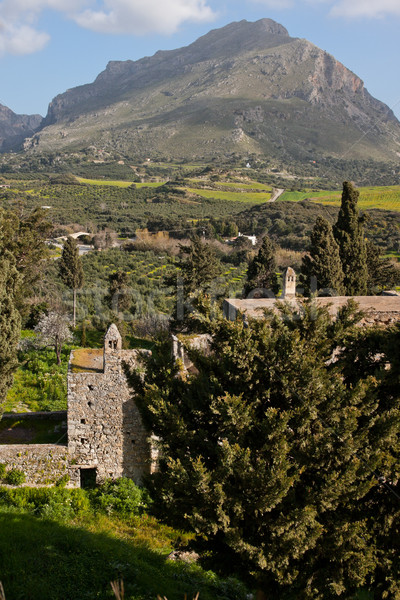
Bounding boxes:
103 324 122 374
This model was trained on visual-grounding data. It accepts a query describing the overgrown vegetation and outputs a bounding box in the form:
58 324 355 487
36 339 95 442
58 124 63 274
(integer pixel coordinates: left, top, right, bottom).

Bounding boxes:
0 481 249 600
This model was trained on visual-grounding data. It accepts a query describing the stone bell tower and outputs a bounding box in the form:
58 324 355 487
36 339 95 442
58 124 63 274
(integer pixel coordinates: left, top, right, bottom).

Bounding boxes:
282 267 296 299
103 323 122 374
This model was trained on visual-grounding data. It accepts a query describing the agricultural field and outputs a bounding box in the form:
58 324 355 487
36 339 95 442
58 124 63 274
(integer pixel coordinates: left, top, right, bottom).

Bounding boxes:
184 187 271 203
280 185 400 212
77 177 165 189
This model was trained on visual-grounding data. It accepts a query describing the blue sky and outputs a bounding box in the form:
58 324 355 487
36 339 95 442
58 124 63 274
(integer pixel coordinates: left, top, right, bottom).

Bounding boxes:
1 0 400 119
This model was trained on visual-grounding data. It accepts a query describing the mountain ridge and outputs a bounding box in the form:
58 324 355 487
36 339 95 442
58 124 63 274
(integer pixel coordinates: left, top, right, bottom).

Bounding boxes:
16 18 400 164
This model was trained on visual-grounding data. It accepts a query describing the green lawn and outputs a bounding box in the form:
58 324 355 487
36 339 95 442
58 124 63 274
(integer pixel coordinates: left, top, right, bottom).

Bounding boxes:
184 187 271 203
280 185 400 212
0 493 248 600
188 179 272 191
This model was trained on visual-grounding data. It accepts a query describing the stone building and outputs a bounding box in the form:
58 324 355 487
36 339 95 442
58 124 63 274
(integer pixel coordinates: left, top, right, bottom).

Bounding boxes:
67 324 152 487
223 268 400 326
0 325 153 488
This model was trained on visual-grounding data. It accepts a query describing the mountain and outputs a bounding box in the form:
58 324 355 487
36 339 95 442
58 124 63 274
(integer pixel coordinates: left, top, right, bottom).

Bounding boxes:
22 19 400 163
0 104 42 152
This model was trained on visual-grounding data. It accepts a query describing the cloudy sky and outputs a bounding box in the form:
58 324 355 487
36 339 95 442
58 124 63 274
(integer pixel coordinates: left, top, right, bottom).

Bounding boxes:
1 0 400 118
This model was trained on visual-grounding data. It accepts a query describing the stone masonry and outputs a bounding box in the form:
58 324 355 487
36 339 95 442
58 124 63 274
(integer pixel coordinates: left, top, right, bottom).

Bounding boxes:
67 324 152 486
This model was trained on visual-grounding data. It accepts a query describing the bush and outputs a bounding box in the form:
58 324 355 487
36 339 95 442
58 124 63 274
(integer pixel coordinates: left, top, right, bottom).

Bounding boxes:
0 486 91 519
92 478 150 517
0 464 6 481
5 469 26 486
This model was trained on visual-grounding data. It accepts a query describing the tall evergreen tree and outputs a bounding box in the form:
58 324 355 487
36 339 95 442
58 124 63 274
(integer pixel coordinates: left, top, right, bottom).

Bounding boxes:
178 235 221 294
366 241 398 294
243 234 279 297
333 181 368 295
59 236 84 327
132 303 400 598
107 270 131 314
0 221 21 416
301 216 345 295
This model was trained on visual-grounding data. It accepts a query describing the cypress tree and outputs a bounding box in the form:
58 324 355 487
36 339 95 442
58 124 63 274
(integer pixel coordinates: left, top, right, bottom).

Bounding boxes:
132 302 399 598
244 234 279 297
366 241 398 294
59 236 84 327
333 181 368 295
0 242 21 416
178 235 221 294
301 216 345 295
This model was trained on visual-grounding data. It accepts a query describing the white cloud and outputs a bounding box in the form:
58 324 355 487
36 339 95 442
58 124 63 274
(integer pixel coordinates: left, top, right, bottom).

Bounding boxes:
74 0 216 35
250 0 294 8
0 0 216 56
0 21 49 56
330 0 400 18
250 0 400 17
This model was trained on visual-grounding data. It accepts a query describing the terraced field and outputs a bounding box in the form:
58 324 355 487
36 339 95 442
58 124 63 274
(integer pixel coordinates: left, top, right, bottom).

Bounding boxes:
77 177 165 188
184 187 271 203
280 186 400 212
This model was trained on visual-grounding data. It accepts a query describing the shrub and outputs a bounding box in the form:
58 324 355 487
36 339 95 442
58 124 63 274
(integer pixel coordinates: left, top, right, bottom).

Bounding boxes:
92 478 150 517
0 464 6 481
5 469 26 486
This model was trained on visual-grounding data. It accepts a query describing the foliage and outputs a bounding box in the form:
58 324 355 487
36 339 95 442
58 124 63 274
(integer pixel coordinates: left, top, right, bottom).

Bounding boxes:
243 234 279 297
107 270 132 314
59 236 84 326
5 345 71 412
301 216 345 295
5 468 26 486
177 236 222 295
333 182 368 295
91 478 151 517
0 212 21 415
133 301 400 598
34 311 74 365
366 241 398 294
0 487 248 600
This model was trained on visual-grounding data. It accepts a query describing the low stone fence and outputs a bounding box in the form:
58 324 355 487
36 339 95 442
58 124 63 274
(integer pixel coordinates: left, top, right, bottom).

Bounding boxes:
0 444 76 486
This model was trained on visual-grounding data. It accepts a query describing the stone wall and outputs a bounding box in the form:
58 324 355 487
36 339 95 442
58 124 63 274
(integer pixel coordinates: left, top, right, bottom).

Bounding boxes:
67 348 151 485
0 444 74 486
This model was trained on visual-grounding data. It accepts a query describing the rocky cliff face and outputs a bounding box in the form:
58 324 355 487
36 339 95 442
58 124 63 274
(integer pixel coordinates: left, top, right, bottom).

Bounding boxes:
21 19 400 162
0 104 42 151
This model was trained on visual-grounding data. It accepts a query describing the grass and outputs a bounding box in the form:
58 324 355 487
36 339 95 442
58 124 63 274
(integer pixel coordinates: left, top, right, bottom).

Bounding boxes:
77 177 166 189
5 346 73 413
0 414 67 445
183 187 271 203
0 500 248 600
280 185 400 212
69 348 104 373
188 179 272 191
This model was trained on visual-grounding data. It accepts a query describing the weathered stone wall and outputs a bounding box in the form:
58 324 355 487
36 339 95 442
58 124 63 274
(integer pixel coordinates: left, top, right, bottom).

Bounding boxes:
0 444 75 486
67 348 151 485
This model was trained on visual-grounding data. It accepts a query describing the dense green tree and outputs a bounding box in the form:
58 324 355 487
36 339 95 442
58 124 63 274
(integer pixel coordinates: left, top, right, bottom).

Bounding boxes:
0 208 51 319
301 216 345 295
178 236 221 294
0 214 21 415
243 234 279 297
366 241 398 294
132 302 400 598
59 237 84 327
107 270 131 314
333 181 368 295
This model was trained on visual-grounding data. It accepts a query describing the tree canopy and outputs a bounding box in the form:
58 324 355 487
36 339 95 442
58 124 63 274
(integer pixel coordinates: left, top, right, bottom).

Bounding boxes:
243 234 279 297
301 216 345 296
132 301 400 598
333 181 368 295
59 236 84 327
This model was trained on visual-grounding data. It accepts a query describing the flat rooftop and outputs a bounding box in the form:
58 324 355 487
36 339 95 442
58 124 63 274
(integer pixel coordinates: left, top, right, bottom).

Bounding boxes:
223 296 400 320
69 348 104 373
